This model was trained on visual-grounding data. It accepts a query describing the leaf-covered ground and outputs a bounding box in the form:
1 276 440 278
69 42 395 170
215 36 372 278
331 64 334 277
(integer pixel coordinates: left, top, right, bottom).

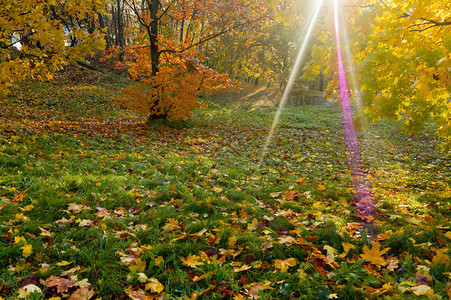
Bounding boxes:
0 70 450 299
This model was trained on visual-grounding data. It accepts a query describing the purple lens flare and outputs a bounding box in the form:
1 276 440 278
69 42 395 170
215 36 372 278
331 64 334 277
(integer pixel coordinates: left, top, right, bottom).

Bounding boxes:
333 0 375 222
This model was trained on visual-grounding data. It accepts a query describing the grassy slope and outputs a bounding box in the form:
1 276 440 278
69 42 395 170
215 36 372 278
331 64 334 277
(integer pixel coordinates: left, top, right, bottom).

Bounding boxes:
0 70 450 299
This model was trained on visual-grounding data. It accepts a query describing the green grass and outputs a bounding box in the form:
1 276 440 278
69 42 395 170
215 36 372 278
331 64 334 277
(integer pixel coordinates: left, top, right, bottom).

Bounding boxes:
0 69 450 299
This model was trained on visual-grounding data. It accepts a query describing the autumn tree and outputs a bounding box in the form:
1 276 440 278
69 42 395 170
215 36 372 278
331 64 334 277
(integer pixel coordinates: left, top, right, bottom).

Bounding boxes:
0 0 105 94
322 0 451 150
113 0 273 121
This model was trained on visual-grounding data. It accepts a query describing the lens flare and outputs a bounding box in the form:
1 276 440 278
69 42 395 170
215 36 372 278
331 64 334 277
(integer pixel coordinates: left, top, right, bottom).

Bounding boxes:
333 0 375 220
261 0 325 161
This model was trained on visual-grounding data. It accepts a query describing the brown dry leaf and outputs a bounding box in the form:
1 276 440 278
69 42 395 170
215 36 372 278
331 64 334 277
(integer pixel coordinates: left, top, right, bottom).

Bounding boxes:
46 276 74 293
360 241 390 266
245 281 273 298
125 288 153 300
278 236 297 245
206 233 221 246
95 207 111 219
145 278 164 294
282 191 298 201
60 266 82 276
274 258 297 272
69 287 95 300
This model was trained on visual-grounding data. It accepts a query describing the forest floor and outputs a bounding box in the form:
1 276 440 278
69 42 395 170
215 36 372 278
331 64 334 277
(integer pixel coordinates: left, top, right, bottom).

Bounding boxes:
0 68 450 299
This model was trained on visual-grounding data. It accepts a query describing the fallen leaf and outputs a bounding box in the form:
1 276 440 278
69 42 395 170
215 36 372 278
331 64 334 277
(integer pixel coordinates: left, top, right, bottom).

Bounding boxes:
323 245 338 261
125 288 153 300
181 255 204 268
339 242 355 259
155 256 164 267
17 284 42 298
138 273 148 283
411 285 433 297
46 276 74 293
21 244 33 257
274 258 297 272
278 236 297 245
69 287 95 300
233 264 252 273
129 258 146 273
245 281 273 298
145 278 164 294
360 241 390 266
317 184 326 191
192 272 213 282
60 266 82 276
228 236 237 248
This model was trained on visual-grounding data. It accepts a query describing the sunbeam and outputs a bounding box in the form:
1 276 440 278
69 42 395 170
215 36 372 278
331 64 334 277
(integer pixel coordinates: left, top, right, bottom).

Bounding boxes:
261 0 326 162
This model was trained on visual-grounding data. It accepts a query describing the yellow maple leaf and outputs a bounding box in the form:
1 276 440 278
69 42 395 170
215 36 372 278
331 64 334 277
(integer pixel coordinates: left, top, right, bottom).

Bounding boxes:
137 273 148 283
339 242 355 259
360 241 390 266
162 218 180 233
274 258 297 272
317 184 326 191
21 244 33 257
228 236 237 248
145 278 164 294
128 258 146 273
181 254 204 268
444 231 451 239
432 248 450 264
323 245 338 260
155 256 164 267
247 219 260 231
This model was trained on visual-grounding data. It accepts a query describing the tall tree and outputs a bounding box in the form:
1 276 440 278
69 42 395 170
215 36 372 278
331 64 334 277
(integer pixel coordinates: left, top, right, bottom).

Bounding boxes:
0 0 105 94
322 0 451 150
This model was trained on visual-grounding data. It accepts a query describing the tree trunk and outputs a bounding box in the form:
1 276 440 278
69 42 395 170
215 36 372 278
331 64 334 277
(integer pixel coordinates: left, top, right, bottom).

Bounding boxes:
150 0 160 76
117 0 125 61
319 72 324 92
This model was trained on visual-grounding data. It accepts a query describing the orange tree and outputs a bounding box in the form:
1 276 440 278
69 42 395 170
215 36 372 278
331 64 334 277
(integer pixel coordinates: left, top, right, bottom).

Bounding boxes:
113 0 273 121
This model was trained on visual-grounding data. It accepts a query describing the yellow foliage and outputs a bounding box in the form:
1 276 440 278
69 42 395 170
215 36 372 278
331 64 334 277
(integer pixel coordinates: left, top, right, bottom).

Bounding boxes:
0 0 105 94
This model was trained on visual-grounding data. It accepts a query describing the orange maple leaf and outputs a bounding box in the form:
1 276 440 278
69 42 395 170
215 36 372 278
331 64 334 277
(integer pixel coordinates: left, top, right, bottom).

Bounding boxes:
360 241 390 266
